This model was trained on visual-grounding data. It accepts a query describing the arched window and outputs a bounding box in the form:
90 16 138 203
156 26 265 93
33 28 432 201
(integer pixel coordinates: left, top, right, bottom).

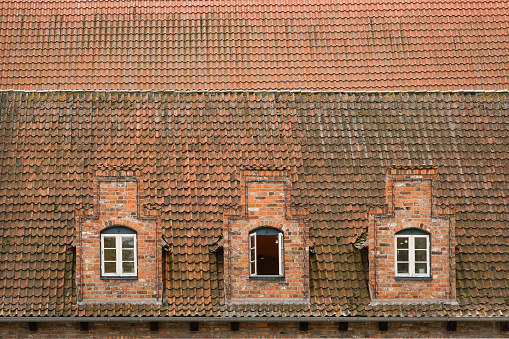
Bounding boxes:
249 227 284 277
395 229 430 278
101 226 137 278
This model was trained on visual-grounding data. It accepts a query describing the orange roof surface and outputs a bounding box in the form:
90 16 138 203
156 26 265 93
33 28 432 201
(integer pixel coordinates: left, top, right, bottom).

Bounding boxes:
1 0 508 91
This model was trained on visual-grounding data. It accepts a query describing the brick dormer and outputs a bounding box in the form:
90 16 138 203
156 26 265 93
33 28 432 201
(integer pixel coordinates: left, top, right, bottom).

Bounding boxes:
75 167 161 303
368 165 456 302
223 168 310 304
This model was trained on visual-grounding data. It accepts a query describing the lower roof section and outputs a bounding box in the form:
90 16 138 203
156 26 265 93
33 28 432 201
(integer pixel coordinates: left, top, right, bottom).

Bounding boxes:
0 90 507 318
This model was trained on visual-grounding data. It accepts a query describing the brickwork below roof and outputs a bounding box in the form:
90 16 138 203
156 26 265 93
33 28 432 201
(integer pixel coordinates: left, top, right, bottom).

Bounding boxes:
1 0 508 91
0 90 508 318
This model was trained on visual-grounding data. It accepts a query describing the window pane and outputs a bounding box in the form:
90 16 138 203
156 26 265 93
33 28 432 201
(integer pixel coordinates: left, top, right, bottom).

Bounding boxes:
122 237 134 248
250 261 256 275
397 237 408 249
415 263 427 274
397 250 408 261
104 262 116 274
123 262 134 274
415 237 427 249
397 263 409 274
415 250 427 262
122 249 134 261
104 249 116 261
103 236 116 249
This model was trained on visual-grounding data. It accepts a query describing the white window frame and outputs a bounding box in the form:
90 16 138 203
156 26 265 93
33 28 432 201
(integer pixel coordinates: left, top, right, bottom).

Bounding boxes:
100 233 138 278
249 228 284 278
395 233 430 278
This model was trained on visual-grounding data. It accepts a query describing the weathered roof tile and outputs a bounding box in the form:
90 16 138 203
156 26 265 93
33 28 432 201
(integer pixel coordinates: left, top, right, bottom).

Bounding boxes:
0 90 508 318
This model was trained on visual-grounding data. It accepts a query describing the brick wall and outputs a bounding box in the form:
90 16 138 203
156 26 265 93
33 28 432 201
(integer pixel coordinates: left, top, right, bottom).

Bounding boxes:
75 168 162 302
0 321 506 338
223 169 309 303
368 166 456 301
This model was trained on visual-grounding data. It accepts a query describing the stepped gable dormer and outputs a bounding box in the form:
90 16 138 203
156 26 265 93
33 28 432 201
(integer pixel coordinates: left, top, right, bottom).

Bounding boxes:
223 167 310 304
75 166 161 303
368 165 456 303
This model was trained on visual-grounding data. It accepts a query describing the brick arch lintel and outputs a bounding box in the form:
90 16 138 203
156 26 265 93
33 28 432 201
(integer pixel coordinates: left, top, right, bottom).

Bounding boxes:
247 219 295 233
99 218 154 233
392 223 435 235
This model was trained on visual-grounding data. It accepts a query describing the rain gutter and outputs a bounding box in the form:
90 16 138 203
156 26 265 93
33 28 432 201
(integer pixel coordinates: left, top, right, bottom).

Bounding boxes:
0 317 507 323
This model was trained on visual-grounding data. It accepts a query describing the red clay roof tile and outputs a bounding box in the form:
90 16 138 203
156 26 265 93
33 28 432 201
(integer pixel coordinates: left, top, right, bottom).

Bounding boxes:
0 90 508 317
1 0 509 90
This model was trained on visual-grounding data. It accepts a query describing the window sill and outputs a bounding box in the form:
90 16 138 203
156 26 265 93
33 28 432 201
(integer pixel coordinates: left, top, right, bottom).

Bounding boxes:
395 276 432 281
249 276 285 281
100 276 138 280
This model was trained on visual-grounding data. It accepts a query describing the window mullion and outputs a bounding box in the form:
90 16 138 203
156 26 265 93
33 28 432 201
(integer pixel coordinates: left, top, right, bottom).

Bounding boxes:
427 236 430 276
409 236 415 277
116 235 122 276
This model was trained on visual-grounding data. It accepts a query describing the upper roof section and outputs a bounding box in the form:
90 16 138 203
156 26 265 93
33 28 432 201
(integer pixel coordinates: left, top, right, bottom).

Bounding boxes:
1 0 508 91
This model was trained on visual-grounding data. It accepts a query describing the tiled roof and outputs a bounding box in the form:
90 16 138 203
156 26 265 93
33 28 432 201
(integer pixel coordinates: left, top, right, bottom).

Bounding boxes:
0 90 508 318
1 0 509 91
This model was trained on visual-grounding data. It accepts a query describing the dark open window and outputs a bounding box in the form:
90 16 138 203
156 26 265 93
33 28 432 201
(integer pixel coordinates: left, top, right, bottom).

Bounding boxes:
249 227 284 277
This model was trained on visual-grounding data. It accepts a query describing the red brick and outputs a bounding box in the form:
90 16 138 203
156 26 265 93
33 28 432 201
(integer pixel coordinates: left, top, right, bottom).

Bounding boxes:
75 170 162 302
369 166 456 301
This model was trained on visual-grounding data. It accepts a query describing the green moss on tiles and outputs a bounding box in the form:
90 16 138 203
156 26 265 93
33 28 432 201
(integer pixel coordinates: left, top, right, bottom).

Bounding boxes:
354 230 368 246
